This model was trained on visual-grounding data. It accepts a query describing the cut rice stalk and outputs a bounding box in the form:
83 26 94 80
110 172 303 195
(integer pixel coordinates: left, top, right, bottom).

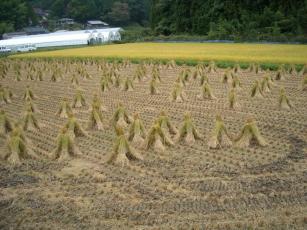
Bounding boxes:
175 112 202 146
235 118 267 148
144 122 174 153
279 88 293 110
51 127 82 161
64 114 88 139
0 110 13 136
208 115 232 149
111 103 132 129
1 128 37 165
108 127 143 166
56 99 73 118
251 80 264 98
72 89 87 108
128 113 146 147
197 82 216 100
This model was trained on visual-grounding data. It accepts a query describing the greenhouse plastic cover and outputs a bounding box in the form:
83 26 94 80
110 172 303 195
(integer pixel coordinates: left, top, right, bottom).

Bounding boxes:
0 28 121 48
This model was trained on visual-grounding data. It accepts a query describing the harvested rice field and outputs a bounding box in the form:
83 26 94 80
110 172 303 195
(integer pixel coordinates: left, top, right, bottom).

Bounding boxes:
0 59 307 229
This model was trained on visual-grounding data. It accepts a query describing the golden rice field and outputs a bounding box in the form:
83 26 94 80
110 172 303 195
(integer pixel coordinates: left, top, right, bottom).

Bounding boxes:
13 42 307 64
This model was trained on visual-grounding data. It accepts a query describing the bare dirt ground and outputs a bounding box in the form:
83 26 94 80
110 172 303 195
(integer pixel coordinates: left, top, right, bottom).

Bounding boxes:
0 60 306 229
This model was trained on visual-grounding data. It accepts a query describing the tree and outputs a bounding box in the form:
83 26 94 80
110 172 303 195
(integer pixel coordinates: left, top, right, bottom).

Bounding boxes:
0 0 37 36
51 0 68 18
67 0 97 23
107 2 130 26
125 0 146 25
150 0 307 39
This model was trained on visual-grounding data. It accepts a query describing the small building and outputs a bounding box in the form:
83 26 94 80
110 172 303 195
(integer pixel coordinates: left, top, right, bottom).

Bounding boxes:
86 20 109 29
57 18 75 26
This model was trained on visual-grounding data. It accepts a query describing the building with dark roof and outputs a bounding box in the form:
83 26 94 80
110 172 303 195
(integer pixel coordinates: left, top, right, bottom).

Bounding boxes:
86 20 109 29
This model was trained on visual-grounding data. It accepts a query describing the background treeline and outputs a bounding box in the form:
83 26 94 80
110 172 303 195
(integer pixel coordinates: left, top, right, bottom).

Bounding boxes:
1 0 307 43
30 0 150 25
150 0 307 42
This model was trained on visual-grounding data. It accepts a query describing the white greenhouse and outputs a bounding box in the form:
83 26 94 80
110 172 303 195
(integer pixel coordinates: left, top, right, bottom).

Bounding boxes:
0 28 121 52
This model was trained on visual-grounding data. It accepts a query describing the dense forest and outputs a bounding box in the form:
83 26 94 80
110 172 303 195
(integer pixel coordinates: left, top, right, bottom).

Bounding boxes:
1 0 307 42
150 0 307 41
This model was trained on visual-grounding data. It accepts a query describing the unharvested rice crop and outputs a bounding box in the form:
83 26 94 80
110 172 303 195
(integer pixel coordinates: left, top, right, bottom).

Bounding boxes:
13 42 307 65
0 58 306 229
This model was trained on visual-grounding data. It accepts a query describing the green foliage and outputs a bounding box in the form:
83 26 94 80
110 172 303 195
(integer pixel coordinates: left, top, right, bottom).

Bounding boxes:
150 0 307 41
41 0 150 25
107 2 130 26
0 0 38 37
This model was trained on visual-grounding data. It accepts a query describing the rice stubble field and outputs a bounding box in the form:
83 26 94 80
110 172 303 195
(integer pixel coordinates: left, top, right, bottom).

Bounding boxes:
0 58 307 229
